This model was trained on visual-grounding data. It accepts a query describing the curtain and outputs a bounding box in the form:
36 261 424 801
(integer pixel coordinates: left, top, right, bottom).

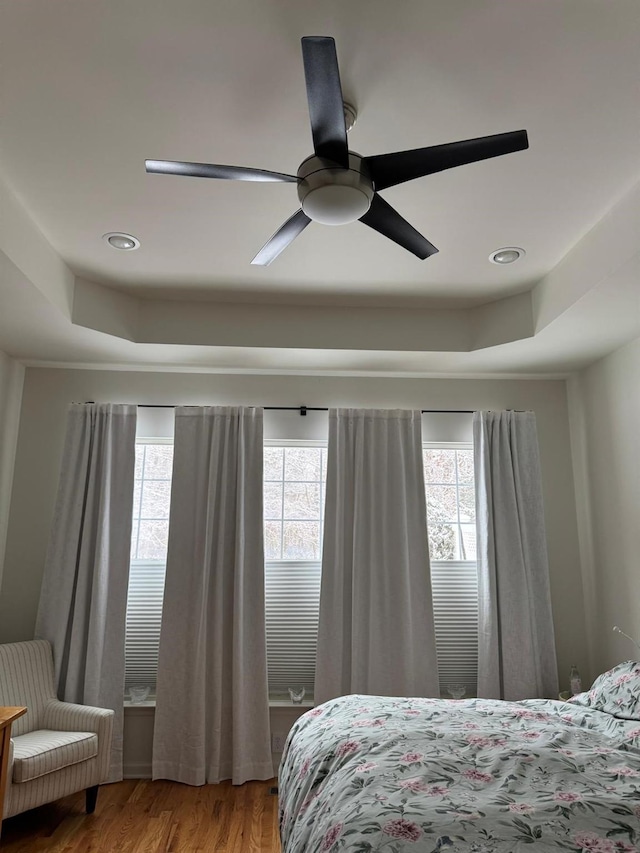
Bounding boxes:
152 406 272 786
35 403 136 782
474 410 559 700
315 408 439 704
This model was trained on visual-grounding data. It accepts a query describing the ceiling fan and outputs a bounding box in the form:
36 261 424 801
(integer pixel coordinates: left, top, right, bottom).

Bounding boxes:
146 36 528 266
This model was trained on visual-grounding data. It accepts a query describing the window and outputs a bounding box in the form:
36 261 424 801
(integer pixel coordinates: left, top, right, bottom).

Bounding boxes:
125 441 173 692
264 442 327 700
423 444 478 698
124 438 327 700
124 437 478 702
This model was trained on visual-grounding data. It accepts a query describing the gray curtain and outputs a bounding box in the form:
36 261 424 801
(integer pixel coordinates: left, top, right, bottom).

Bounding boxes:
35 403 137 782
315 408 439 705
152 406 272 786
474 410 559 700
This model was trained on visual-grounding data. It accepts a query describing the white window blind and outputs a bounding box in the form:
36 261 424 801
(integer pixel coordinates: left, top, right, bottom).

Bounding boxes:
430 561 479 695
125 561 166 690
264 561 321 697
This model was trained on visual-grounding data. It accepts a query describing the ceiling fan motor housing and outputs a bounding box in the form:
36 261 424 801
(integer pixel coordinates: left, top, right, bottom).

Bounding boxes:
297 153 374 225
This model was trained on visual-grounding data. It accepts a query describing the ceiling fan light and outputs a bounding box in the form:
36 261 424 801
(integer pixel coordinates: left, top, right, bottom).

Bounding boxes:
489 247 525 264
302 184 371 225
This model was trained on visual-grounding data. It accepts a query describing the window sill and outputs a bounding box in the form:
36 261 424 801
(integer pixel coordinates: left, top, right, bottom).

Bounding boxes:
269 698 314 708
124 699 315 709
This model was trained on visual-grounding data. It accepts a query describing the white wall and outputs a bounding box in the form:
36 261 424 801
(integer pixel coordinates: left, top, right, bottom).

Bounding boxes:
0 366 588 776
0 366 587 686
568 336 640 676
0 350 24 593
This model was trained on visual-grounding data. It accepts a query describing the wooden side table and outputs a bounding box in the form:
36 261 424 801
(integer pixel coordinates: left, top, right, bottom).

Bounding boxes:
0 707 27 835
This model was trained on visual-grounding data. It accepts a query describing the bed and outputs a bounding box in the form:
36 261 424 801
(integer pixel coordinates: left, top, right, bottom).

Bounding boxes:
279 662 640 852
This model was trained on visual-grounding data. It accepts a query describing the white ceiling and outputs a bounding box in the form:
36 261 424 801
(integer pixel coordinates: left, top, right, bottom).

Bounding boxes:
0 0 639 375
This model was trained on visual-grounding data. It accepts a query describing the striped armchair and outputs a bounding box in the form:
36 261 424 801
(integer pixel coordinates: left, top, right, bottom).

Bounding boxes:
0 640 113 820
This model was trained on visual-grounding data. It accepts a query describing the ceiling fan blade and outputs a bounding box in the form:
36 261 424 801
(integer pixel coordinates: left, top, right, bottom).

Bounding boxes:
251 209 312 266
301 37 349 169
359 194 438 259
145 159 298 183
364 130 529 191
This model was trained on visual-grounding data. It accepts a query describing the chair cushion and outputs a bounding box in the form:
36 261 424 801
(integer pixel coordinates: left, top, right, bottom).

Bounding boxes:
12 729 98 783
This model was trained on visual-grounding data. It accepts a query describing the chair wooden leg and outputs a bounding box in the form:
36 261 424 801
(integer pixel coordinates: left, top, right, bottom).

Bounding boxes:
86 785 99 814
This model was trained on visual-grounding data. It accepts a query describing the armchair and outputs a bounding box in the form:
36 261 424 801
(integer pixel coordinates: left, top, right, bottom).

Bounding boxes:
0 640 113 820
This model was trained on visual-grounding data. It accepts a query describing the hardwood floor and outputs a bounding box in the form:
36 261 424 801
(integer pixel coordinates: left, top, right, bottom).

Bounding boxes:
1 779 281 852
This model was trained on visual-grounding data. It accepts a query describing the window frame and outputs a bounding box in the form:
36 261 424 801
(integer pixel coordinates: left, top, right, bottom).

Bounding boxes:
263 438 327 701
125 437 174 695
124 436 479 701
423 441 478 698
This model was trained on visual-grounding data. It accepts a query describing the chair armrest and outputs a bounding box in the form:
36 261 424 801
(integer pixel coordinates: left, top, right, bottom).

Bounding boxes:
43 700 114 734
42 700 114 783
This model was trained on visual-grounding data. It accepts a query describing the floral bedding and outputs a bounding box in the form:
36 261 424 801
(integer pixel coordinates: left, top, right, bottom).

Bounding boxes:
279 694 640 853
570 662 640 721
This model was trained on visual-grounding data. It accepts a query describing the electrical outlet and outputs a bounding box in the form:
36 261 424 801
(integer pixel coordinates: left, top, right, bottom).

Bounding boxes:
271 733 286 752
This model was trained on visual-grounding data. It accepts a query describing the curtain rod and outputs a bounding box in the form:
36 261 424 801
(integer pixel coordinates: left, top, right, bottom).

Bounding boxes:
130 404 476 415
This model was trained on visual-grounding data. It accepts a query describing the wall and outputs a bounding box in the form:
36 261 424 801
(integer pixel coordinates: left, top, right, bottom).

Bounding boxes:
568 336 640 677
0 367 587 773
0 350 24 593
0 367 586 674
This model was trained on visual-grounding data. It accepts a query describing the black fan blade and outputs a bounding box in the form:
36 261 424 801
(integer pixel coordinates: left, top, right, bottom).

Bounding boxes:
301 37 349 169
364 130 529 191
145 159 298 183
251 209 312 266
359 194 438 259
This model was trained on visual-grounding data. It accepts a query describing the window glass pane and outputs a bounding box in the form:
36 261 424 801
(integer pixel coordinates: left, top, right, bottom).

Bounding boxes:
283 482 321 520
284 447 321 481
426 485 459 523
456 450 474 484
142 445 173 479
264 483 283 520
265 443 326 563
428 523 457 560
283 521 321 559
140 480 172 519
264 447 283 481
264 521 282 560
137 520 170 560
458 485 475 522
424 445 475 564
423 449 456 484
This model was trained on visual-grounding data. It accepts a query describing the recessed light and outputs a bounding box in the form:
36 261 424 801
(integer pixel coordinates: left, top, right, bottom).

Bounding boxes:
489 247 525 264
103 232 140 250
